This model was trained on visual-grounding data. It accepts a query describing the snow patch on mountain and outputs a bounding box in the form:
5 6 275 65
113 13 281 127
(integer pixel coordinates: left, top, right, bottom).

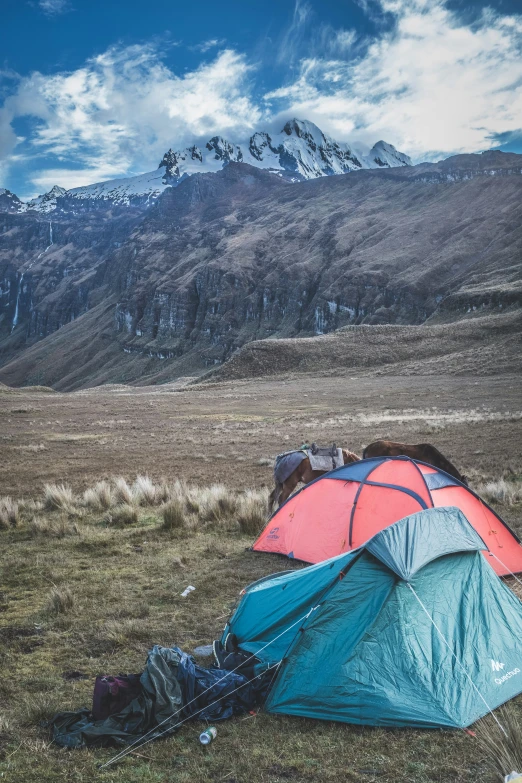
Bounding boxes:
7 119 412 212
66 170 168 205
0 188 24 213
369 141 412 168
25 185 67 213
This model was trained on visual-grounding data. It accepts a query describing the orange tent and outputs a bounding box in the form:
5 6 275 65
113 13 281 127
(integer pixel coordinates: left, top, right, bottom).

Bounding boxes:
253 456 522 576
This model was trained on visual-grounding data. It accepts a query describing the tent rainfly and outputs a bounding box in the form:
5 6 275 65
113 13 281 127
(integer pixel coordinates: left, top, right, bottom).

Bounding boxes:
226 507 522 729
253 456 522 576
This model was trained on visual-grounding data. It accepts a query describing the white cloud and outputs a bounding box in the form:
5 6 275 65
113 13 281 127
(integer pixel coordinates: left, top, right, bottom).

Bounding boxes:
265 0 522 160
276 1 358 67
190 38 227 53
1 44 263 194
39 0 70 15
2 0 522 196
31 165 133 193
276 0 314 66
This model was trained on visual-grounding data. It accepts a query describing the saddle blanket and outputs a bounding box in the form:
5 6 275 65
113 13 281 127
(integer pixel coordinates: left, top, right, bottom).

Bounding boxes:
274 448 343 484
307 448 343 472
274 451 308 485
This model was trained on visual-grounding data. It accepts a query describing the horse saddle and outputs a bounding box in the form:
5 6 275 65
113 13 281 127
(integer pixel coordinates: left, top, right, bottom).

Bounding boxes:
307 444 343 472
310 443 337 457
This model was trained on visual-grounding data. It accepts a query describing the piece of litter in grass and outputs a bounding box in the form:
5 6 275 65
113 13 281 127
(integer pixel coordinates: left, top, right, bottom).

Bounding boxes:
181 585 196 597
194 644 213 656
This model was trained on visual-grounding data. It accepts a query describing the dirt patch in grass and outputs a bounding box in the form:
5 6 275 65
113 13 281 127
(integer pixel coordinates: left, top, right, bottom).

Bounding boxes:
0 374 520 505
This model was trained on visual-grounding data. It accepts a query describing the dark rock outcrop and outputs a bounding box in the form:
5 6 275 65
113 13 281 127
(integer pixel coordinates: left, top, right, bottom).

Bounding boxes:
0 153 521 390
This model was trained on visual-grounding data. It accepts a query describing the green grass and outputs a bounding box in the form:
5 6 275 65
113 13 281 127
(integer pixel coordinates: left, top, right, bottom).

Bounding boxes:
0 490 520 782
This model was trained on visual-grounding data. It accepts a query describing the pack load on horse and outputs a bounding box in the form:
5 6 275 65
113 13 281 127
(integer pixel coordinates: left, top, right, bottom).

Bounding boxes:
256 455 522 576
269 443 360 512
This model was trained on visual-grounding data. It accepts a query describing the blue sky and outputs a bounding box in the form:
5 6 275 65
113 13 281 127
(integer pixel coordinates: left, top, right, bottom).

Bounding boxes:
1 0 522 199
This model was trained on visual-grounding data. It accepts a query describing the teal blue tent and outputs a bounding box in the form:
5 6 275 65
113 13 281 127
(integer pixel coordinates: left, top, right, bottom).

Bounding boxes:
223 507 522 728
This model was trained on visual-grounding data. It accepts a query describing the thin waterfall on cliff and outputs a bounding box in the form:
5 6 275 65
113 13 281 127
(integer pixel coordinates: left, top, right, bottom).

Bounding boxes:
11 221 53 333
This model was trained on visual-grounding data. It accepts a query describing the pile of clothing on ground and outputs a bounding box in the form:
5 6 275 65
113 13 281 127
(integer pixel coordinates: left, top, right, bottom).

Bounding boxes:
50 639 271 748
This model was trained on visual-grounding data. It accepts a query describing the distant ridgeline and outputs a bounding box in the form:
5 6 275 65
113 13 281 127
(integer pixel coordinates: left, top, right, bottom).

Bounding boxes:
0 140 521 390
2 119 412 213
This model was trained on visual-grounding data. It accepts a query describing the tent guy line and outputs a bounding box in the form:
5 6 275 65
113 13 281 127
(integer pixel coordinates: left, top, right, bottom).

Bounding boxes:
488 552 522 590
406 583 508 738
102 662 282 769
99 605 318 769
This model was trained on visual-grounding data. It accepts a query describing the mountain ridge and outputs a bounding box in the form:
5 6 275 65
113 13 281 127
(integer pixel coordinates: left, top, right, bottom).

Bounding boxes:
8 118 412 211
1 151 521 390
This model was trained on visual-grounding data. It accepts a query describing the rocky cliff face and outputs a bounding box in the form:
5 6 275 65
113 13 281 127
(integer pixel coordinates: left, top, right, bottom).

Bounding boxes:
0 206 145 367
0 152 521 390
26 185 67 213
0 189 24 213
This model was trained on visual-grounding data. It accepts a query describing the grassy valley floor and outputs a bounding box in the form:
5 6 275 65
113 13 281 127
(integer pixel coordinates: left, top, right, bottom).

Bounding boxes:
1 373 521 782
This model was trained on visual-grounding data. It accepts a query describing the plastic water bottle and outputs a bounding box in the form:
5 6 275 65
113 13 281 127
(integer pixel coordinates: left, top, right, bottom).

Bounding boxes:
199 727 217 745
181 585 196 597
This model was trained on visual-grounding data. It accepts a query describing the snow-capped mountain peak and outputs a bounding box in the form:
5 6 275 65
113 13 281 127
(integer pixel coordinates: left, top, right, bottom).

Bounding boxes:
0 188 24 213
8 119 412 212
369 140 412 168
282 118 325 144
26 185 67 213
206 137 243 163
159 138 244 184
155 118 411 190
47 185 67 197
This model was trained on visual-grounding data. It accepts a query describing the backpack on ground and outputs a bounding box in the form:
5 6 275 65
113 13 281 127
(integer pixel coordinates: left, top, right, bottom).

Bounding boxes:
92 674 142 720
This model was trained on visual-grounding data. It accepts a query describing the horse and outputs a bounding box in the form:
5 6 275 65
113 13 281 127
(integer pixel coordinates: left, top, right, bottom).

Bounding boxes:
362 440 468 485
269 448 361 512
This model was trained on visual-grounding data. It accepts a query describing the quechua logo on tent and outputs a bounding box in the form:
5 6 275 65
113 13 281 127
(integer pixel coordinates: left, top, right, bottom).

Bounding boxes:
491 659 520 685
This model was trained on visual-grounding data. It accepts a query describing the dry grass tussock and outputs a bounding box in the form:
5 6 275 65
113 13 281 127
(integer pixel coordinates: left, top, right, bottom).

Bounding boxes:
475 707 522 781
43 483 75 511
2 476 269 536
45 586 74 615
80 476 171 509
194 484 240 523
0 496 19 529
132 475 160 505
237 489 270 536
104 504 138 526
161 483 269 533
20 498 44 514
29 516 80 538
476 478 522 507
83 480 113 510
162 497 187 530
113 476 134 505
